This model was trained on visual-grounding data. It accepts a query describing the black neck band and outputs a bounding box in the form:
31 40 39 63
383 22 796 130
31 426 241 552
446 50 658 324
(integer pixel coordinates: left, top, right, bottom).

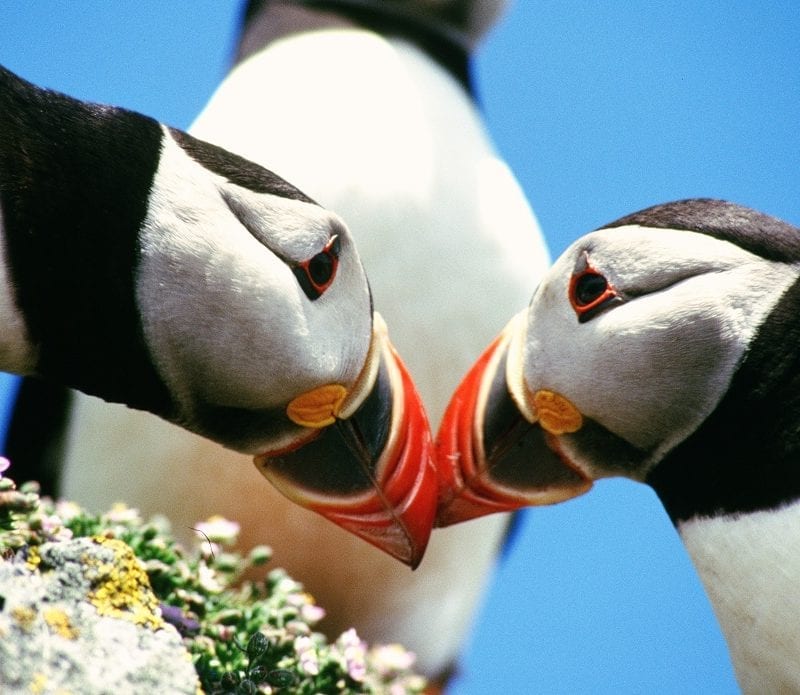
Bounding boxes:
0 66 174 418
238 0 474 95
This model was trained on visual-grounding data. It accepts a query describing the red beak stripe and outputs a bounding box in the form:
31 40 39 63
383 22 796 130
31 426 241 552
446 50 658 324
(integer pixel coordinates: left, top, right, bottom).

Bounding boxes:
307 345 437 568
435 334 532 526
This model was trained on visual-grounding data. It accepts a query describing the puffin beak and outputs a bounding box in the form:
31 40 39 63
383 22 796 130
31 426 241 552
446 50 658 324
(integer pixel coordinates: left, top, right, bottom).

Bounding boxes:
435 312 593 527
254 315 437 569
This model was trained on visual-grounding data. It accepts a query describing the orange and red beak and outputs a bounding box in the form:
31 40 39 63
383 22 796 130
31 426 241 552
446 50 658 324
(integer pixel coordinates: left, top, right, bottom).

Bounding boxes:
254 310 598 567
254 316 437 569
435 315 593 528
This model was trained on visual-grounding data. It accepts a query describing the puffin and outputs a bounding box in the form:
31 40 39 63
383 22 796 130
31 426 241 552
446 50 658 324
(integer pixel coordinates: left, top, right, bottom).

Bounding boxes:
436 198 800 692
11 0 549 683
0 63 440 567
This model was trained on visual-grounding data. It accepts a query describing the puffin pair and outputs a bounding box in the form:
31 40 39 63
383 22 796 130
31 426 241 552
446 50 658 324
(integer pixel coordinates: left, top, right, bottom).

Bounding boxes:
0 62 437 566
437 198 800 692
16 0 548 683
9 4 793 690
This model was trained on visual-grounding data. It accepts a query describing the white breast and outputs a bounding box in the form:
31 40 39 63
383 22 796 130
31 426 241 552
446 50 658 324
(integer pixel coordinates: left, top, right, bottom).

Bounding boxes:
679 499 800 693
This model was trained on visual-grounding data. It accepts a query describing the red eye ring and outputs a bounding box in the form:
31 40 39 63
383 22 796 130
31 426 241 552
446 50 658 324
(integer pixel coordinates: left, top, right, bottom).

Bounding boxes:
569 267 619 322
293 235 341 300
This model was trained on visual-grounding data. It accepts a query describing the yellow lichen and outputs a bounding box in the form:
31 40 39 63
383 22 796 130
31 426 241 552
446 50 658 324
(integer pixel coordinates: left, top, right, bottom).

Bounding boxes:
26 545 41 571
85 536 163 630
29 672 48 694
11 605 37 632
43 606 78 640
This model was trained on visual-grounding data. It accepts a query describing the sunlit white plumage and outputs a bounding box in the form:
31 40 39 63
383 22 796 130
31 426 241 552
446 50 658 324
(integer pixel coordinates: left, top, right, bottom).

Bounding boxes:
681 501 800 693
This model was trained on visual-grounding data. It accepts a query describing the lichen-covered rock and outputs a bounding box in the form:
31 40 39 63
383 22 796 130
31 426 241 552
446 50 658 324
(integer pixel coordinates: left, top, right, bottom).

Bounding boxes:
0 537 200 694
0 469 426 694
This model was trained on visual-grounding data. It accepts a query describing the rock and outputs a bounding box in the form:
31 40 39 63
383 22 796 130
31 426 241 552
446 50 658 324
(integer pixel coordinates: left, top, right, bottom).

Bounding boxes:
0 536 200 694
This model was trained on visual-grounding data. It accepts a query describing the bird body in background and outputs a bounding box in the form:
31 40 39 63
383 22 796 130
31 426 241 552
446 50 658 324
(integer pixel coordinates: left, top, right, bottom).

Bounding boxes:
437 199 800 692
30 0 549 681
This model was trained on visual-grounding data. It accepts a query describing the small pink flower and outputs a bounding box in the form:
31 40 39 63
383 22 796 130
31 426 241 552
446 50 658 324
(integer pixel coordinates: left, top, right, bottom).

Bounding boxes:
336 629 367 682
337 628 361 648
53 527 74 541
55 500 82 522
39 513 73 541
199 540 221 560
40 513 61 533
0 456 10 477
294 636 320 676
370 644 417 674
346 657 367 682
300 602 326 624
287 592 326 623
198 562 224 593
104 503 142 524
193 515 240 544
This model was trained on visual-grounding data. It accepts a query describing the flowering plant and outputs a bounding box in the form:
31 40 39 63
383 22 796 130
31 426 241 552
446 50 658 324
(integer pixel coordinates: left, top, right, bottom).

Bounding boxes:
0 461 425 694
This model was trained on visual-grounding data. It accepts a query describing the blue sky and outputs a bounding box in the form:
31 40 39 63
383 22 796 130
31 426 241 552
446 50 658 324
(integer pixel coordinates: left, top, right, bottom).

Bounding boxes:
1 3 798 693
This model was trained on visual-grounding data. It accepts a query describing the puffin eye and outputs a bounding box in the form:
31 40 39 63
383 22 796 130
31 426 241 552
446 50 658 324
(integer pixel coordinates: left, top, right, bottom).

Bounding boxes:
574 272 608 305
569 268 619 322
293 235 341 300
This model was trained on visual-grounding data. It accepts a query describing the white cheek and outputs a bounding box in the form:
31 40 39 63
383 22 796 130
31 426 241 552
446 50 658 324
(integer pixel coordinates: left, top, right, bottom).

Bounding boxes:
522 259 795 456
584 298 742 451
137 135 372 413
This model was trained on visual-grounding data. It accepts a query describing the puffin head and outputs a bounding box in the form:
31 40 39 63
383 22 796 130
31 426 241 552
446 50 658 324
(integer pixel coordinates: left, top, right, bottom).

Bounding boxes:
435 199 800 525
137 128 437 566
